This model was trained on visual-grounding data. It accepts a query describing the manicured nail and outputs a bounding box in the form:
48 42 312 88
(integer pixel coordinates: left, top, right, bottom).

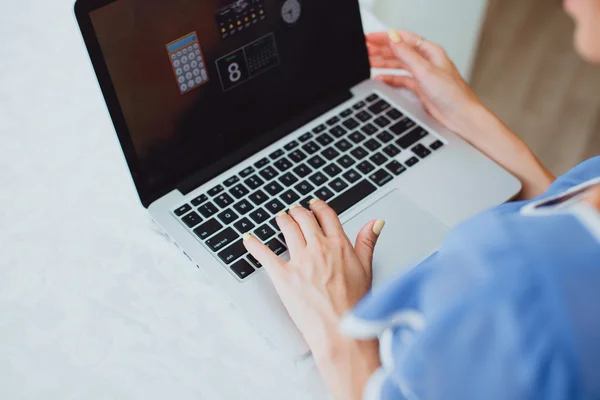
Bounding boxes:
289 204 301 210
309 198 320 205
276 210 287 217
242 232 253 241
388 30 402 44
373 220 386 236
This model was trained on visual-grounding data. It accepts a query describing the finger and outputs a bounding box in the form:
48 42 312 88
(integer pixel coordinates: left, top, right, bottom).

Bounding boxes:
365 31 393 46
369 56 405 70
243 233 286 275
374 75 420 92
287 202 324 243
309 199 345 238
354 220 385 277
394 30 448 67
275 208 306 255
388 40 432 79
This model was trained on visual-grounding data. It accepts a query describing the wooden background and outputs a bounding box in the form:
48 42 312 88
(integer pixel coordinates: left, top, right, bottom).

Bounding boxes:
471 0 600 175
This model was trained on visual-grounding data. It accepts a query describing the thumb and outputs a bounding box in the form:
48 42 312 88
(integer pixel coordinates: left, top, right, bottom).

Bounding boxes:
389 39 431 79
354 219 385 276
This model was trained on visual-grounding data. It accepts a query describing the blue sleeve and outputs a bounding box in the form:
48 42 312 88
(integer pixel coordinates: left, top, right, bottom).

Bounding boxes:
544 156 600 196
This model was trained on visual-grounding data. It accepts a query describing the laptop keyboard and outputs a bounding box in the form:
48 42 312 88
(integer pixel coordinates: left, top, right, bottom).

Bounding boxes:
172 94 445 281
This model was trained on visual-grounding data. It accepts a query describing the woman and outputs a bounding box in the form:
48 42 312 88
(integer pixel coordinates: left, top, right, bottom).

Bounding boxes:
243 1 600 399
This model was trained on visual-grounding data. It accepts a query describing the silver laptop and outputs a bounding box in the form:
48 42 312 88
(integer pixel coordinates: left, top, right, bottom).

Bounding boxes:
75 0 521 356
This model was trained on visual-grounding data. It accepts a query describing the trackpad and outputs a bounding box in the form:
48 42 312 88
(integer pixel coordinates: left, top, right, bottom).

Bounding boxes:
342 190 450 287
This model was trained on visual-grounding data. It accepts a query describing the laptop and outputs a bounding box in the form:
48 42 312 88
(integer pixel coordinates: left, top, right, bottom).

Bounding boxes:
75 0 521 356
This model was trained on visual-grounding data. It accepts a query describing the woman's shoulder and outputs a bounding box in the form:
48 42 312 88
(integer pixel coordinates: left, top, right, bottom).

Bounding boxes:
547 156 600 195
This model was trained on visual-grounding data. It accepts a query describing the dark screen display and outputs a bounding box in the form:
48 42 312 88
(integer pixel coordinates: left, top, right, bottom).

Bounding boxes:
88 0 369 201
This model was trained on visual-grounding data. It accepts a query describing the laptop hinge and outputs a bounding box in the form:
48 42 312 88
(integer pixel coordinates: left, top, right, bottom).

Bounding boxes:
177 89 353 196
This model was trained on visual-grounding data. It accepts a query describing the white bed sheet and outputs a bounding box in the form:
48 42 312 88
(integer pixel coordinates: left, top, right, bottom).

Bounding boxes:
0 1 387 399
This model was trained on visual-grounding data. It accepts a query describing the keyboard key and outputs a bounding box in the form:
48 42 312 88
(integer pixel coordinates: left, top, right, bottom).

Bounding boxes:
206 227 239 252
353 100 366 110
357 160 376 175
364 139 382 151
323 163 343 177
244 175 264 190
284 141 299 151
215 193 234 208
224 176 240 187
299 132 313 142
368 100 391 115
218 239 247 265
234 217 255 234
396 128 429 149
356 110 372 122
279 172 298 187
309 171 328 186
342 117 360 130
335 139 353 152
376 131 394 143
265 181 284 196
274 157 293 172
191 195 208 207
370 152 388 166
255 224 276 241
390 118 418 136
313 124 327 134
281 190 300 205
207 185 224 197
370 169 394 187
406 157 420 167
374 116 391 128
343 169 361 184
294 181 315 196
361 123 378 136
383 144 401 157
316 133 334 146
247 254 262 269
194 218 223 240
315 187 335 201
269 149 285 160
340 108 353 118
269 217 279 230
349 131 366 144
288 150 307 163
230 184 250 199
233 199 254 215
231 259 255 279
217 208 239 225
386 109 404 120
366 94 379 102
330 126 348 138
259 166 279 181
254 157 270 169
239 167 255 178
350 146 369 160
300 196 313 209
431 140 445 150
249 208 269 224
326 116 340 126
174 204 192 216
328 180 377 216
182 211 203 228
322 147 340 161
266 238 287 256
198 202 219 218
307 155 326 169
249 189 269 205
293 164 312 178
265 199 285 214
386 160 407 176
337 155 356 168
302 141 321 155
329 178 349 193
412 144 432 159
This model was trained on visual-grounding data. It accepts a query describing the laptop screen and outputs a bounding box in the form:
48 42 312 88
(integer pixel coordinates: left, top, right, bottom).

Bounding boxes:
85 0 369 205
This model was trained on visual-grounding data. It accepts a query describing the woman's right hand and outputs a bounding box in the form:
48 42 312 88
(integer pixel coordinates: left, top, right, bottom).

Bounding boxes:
366 30 488 139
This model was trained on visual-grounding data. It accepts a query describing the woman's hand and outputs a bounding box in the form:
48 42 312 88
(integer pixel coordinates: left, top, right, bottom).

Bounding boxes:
243 200 384 399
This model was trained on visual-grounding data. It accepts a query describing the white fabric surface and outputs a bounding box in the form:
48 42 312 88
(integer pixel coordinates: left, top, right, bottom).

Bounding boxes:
0 1 386 399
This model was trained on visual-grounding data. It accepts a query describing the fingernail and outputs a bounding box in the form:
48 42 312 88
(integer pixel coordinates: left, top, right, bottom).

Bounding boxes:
373 220 386 236
289 204 301 210
276 210 287 217
242 232 253 241
388 30 402 44
309 198 320 205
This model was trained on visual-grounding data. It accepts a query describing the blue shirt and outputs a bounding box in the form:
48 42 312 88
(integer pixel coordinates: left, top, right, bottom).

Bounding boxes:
341 157 600 400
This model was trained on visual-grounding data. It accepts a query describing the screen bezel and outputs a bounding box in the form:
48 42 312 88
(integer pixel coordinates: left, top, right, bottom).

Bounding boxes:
74 0 370 208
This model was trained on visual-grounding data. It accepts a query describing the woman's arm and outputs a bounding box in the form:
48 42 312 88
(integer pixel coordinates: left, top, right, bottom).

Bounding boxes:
368 31 555 199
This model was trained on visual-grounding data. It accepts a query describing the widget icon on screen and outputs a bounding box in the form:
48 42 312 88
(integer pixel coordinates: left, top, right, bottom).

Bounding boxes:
216 0 267 39
166 32 209 94
281 0 301 24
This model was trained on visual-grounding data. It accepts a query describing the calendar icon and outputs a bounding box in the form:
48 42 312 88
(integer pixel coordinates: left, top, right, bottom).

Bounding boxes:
166 32 209 94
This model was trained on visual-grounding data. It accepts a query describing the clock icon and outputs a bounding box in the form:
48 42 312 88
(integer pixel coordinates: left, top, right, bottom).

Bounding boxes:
281 0 301 24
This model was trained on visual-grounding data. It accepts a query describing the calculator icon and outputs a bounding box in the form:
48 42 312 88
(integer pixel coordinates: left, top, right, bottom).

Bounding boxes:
166 32 209 94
